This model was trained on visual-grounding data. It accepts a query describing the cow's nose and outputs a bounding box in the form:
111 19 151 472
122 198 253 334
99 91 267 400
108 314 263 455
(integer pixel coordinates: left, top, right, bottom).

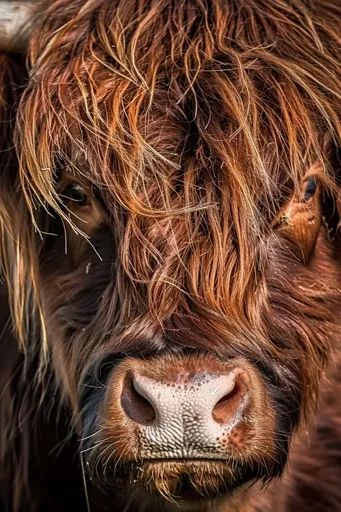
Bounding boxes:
120 368 249 459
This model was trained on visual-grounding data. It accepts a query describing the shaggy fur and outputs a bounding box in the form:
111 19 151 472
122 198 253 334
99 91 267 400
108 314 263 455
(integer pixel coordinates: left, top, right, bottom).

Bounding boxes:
0 1 341 511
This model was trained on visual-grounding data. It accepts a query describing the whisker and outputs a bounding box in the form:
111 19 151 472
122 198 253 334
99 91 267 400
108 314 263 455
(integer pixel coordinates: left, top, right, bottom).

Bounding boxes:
80 451 92 512
79 429 102 442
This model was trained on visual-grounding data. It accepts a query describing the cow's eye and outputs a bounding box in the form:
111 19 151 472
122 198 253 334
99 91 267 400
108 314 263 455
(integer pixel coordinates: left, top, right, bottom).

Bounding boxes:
62 183 88 205
302 177 317 201
57 176 108 239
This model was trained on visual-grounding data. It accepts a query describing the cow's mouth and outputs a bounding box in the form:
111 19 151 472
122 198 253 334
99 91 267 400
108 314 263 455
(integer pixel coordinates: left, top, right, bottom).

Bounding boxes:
108 458 260 502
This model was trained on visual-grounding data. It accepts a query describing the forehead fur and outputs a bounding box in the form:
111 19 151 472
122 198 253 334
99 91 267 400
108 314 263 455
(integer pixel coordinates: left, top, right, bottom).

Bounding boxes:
20 0 340 205
9 0 341 342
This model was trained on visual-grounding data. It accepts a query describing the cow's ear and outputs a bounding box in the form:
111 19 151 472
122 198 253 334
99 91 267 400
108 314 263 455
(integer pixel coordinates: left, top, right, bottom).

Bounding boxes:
273 169 323 264
321 143 341 241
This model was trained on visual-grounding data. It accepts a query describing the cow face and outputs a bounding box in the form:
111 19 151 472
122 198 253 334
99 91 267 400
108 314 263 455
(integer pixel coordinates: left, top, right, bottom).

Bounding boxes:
0 0 341 510
39 160 340 508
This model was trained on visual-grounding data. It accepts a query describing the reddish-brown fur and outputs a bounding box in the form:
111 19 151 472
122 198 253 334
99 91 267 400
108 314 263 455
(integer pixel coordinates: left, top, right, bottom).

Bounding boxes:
0 1 340 511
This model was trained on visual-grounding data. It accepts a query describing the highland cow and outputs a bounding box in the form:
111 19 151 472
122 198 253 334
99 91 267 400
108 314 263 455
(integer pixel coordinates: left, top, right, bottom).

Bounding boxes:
0 1 341 511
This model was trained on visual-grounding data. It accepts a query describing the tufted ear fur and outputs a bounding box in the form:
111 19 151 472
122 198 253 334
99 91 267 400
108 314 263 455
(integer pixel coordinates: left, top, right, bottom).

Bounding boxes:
0 52 31 511
0 53 29 337
0 53 46 356
273 164 324 264
323 143 341 240
273 143 341 264
0 52 23 275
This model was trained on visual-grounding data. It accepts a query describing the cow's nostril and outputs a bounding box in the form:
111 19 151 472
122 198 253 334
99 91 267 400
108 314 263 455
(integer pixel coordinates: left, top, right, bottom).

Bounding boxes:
212 376 245 424
121 373 156 426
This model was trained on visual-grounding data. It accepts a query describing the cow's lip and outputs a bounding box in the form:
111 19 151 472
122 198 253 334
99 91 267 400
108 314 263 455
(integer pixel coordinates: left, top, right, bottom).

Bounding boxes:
139 457 233 463
110 458 258 499
116 475 228 503
113 471 256 509
135 457 234 498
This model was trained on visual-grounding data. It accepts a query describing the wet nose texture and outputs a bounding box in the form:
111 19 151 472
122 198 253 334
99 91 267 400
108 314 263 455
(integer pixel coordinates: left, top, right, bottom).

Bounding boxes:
120 368 249 459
